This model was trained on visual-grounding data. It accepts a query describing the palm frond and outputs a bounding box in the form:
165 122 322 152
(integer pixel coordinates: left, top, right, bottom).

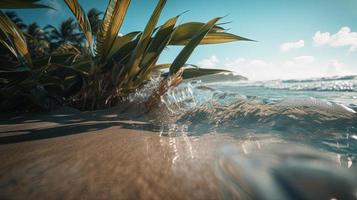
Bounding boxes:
0 11 32 66
169 22 253 45
126 0 167 77
180 68 230 79
169 17 221 75
137 16 178 81
64 0 93 50
0 30 17 58
169 22 223 45
107 31 141 59
97 0 131 61
171 32 253 45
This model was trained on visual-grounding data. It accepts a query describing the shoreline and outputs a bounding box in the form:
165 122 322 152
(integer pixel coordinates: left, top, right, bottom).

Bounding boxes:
0 108 237 199
1 105 356 199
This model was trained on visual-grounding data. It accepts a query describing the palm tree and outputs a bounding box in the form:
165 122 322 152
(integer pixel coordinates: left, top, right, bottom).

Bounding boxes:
25 23 50 57
0 0 252 111
87 8 102 35
26 23 46 39
45 18 85 49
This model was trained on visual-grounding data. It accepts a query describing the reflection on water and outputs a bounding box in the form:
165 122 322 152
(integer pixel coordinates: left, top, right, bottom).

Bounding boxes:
130 76 357 198
216 143 357 200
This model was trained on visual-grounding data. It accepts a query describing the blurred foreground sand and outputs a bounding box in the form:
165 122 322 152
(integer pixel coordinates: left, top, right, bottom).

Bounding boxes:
0 108 235 199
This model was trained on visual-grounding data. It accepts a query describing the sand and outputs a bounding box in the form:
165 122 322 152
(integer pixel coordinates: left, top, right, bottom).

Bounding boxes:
0 107 237 200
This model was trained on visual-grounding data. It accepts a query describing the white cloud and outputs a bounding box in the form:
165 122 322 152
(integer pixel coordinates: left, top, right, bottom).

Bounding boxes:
197 55 219 68
285 56 315 69
313 27 357 51
326 59 347 75
280 40 305 52
313 31 331 45
293 56 315 64
197 55 353 81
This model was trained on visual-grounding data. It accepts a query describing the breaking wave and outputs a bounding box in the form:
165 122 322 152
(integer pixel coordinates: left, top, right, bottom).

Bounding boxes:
126 75 357 198
237 75 357 92
154 78 357 159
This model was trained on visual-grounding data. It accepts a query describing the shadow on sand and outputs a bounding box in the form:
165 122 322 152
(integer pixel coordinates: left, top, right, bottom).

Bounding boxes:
0 105 162 145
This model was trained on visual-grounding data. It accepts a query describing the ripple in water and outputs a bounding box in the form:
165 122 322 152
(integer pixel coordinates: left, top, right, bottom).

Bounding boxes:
130 75 357 198
215 143 357 199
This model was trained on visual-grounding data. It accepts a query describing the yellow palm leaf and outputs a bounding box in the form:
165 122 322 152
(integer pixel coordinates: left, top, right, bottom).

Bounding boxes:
0 11 31 66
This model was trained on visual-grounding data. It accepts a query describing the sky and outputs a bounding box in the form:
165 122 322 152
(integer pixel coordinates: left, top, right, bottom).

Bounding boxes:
10 0 357 80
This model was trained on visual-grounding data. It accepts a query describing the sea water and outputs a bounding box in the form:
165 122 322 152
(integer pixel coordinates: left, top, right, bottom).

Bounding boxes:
158 75 357 199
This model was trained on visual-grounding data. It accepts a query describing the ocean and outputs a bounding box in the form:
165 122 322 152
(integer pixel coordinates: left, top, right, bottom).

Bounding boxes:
155 75 357 198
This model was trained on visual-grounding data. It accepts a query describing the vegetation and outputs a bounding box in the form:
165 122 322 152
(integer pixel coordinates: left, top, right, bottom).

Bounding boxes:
0 0 252 112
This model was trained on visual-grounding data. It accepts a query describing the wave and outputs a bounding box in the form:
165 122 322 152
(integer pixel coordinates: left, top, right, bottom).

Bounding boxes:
175 99 357 134
226 75 357 92
282 75 357 83
148 78 357 193
161 97 357 158
154 81 357 134
125 78 357 160
157 87 356 133
126 78 357 137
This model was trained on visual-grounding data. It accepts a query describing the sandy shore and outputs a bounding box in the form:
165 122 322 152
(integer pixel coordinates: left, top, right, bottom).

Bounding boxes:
0 108 237 199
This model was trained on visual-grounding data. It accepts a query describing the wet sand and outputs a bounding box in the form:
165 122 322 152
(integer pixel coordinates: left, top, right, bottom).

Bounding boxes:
0 108 236 199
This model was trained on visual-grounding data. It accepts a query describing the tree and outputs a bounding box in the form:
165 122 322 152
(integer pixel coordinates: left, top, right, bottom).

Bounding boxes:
87 8 102 35
25 22 50 57
46 18 84 48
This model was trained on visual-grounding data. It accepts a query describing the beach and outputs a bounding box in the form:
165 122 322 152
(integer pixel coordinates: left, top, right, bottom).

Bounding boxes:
0 108 238 199
1 100 357 199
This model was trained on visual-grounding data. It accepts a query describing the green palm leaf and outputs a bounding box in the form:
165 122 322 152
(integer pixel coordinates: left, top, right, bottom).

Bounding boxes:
107 31 141 59
152 63 171 70
126 0 167 77
171 32 253 45
97 0 131 62
180 68 230 79
64 0 93 50
161 68 230 79
169 22 224 45
137 16 178 80
169 17 221 75
110 39 139 84
170 22 253 45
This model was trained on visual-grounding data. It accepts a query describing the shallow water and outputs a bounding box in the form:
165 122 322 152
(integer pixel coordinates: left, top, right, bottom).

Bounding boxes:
156 75 357 198
1 75 357 199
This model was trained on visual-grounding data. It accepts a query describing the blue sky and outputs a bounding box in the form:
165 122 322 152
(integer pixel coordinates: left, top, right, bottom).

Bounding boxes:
11 0 357 80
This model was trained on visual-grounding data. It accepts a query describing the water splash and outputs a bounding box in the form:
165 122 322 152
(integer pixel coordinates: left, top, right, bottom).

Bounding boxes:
127 76 163 104
145 76 357 198
160 82 198 116
144 76 357 164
